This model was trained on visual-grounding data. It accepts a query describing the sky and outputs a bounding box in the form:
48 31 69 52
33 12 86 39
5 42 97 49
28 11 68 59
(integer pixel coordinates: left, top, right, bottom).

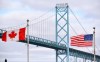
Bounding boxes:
0 0 100 62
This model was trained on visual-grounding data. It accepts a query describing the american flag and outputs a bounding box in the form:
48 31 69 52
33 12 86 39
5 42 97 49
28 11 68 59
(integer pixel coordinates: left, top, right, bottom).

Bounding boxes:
71 34 93 47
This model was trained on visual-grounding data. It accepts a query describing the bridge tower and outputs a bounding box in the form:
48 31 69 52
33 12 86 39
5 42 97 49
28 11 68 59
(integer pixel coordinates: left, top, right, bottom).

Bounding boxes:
55 3 69 62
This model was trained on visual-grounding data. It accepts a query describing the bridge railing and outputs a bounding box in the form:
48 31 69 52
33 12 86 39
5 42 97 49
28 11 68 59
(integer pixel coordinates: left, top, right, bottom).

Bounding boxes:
26 35 100 61
26 35 66 50
0 31 100 61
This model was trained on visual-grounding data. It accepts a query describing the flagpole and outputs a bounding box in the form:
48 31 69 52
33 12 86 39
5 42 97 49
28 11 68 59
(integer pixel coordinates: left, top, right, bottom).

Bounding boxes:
93 27 95 62
27 20 29 62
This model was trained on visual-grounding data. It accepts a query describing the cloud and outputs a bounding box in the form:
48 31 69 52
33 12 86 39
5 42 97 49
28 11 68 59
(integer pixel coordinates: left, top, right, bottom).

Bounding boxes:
21 0 66 11
0 0 100 62
0 0 25 10
0 52 22 56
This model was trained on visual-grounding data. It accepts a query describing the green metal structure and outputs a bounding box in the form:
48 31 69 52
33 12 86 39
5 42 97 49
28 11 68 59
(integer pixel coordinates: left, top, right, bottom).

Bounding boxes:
55 3 69 62
0 30 100 62
0 3 100 62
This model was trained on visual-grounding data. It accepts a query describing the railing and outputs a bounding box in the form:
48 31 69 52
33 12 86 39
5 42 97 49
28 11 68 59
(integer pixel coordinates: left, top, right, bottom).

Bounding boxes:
25 35 67 50
26 35 100 61
0 29 100 61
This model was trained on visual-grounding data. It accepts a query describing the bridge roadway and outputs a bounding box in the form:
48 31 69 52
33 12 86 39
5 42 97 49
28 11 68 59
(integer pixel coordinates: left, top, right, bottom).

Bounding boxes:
19 35 100 61
0 32 100 61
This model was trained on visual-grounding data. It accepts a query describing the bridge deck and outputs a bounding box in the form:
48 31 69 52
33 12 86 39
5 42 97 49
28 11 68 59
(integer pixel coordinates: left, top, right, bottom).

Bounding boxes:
0 31 100 61
19 35 100 60
20 36 66 50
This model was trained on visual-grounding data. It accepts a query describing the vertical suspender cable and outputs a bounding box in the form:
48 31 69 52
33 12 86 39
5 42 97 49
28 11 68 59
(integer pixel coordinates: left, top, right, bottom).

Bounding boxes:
69 7 92 53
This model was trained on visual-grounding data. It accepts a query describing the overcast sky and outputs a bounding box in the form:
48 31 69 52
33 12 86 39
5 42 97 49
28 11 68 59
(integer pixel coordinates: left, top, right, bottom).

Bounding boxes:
0 0 100 62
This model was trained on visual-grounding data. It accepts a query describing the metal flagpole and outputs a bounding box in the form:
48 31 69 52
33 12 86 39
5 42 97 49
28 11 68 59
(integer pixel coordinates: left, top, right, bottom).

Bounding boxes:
27 20 29 62
93 27 95 62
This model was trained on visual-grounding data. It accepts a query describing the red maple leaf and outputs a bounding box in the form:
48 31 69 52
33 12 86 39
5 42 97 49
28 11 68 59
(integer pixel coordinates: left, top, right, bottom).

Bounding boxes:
9 31 17 39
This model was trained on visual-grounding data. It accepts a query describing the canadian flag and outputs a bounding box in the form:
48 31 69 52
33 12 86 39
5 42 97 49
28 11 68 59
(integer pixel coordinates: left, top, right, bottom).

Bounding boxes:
2 27 26 42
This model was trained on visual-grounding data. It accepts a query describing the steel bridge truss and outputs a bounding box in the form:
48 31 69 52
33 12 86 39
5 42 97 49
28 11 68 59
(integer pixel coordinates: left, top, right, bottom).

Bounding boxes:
0 3 100 62
0 31 100 62
55 3 69 62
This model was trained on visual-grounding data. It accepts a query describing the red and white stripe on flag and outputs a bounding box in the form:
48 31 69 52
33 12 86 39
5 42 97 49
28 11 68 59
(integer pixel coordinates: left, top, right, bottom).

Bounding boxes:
70 35 93 47
2 27 26 42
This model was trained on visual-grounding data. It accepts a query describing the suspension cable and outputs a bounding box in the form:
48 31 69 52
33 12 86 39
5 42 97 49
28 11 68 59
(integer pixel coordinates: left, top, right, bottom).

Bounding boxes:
30 8 54 23
69 7 93 53
1 8 54 30
69 24 77 35
95 46 100 53
69 23 92 53
30 15 54 26
69 7 100 54
69 7 87 33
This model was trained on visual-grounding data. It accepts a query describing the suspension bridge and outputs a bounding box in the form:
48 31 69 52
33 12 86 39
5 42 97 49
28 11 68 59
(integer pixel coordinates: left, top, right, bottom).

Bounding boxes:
0 3 100 62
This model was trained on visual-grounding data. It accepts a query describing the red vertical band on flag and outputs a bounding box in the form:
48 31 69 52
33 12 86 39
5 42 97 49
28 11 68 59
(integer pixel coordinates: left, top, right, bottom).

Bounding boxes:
2 32 7 42
19 28 26 40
